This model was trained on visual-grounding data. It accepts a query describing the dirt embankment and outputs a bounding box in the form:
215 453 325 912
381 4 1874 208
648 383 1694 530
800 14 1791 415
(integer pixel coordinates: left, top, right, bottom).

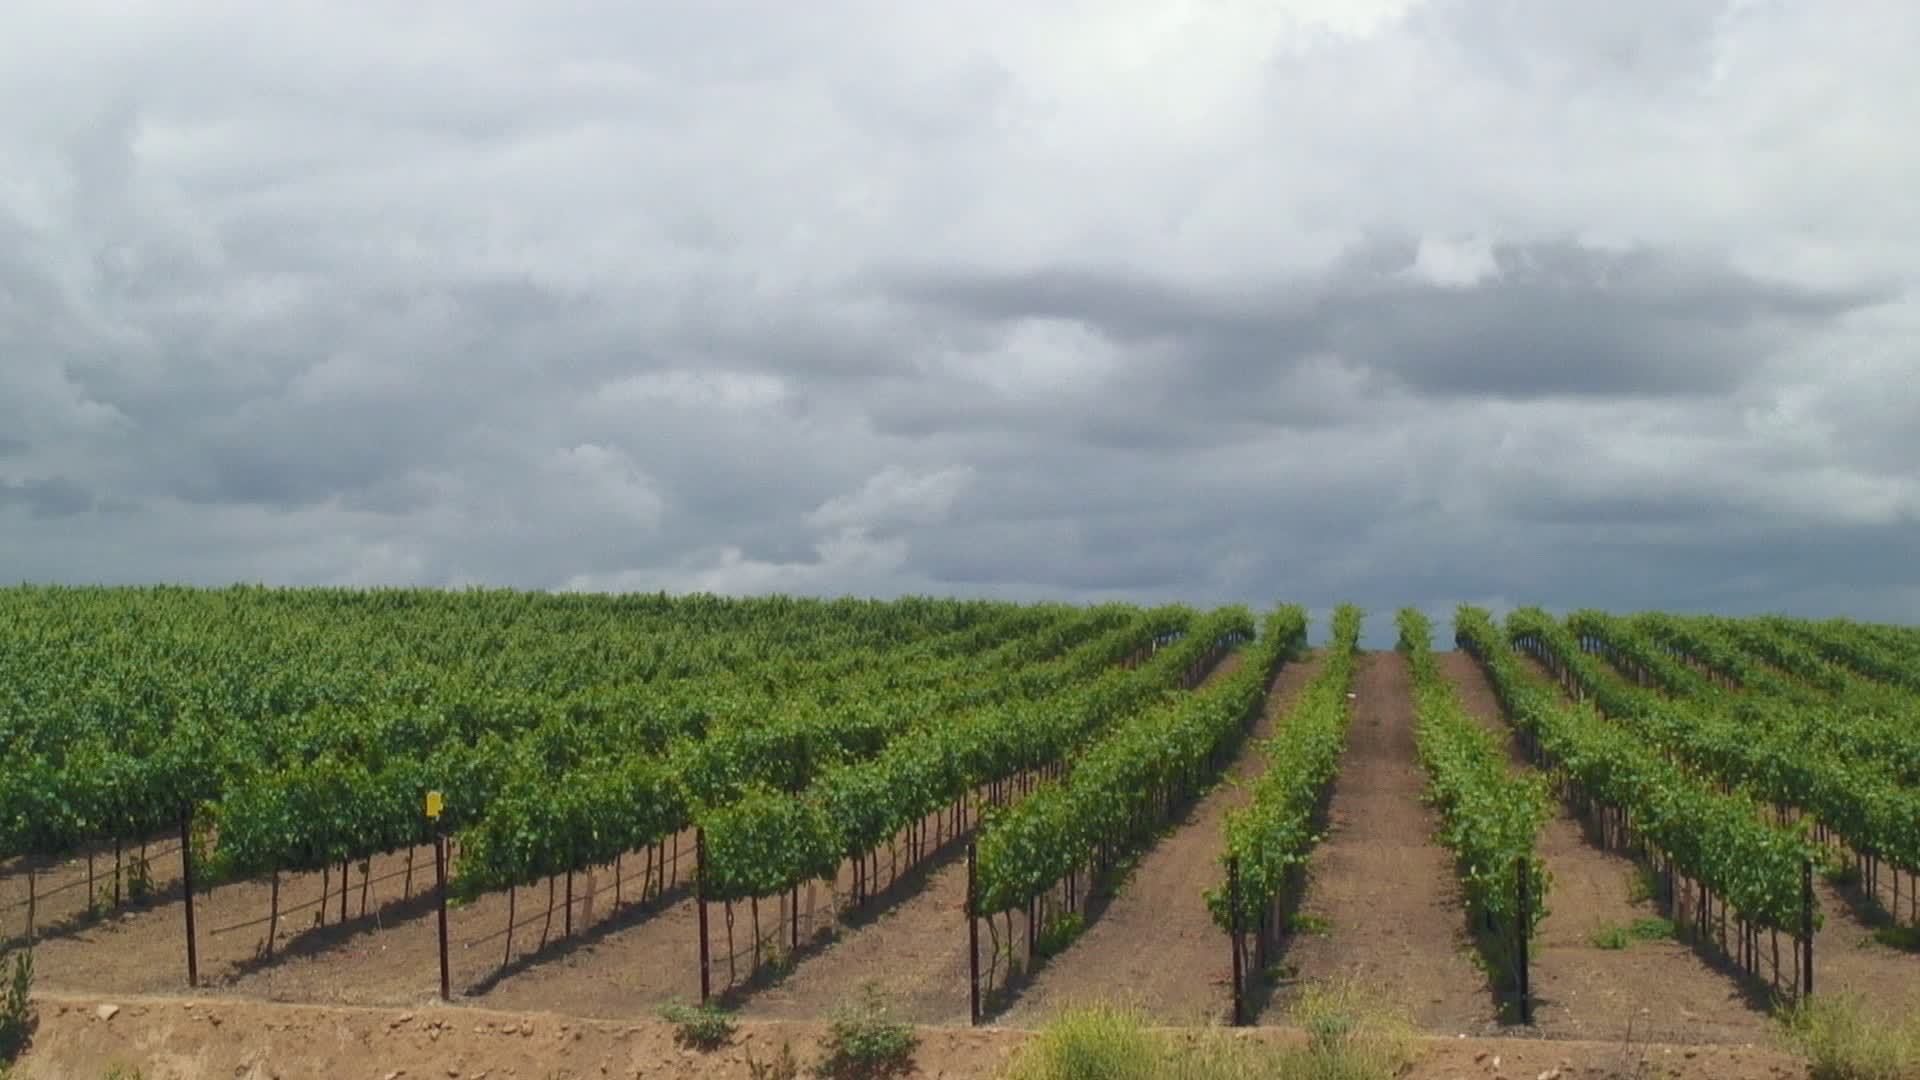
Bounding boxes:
9 991 1809 1080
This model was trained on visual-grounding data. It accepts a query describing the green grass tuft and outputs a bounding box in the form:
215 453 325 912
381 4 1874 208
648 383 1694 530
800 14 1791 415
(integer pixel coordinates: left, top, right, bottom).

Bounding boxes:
1628 916 1675 940
1005 1001 1163 1080
1007 981 1412 1080
1589 925 1632 950
658 997 737 1051
1779 992 1920 1080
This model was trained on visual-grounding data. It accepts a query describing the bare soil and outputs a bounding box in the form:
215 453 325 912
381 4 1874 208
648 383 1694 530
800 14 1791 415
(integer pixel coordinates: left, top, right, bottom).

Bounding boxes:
995 650 1329 1027
1263 650 1497 1032
8 991 1810 1080
1573 653 1920 1026
1 829 717 1015
1439 650 1775 1044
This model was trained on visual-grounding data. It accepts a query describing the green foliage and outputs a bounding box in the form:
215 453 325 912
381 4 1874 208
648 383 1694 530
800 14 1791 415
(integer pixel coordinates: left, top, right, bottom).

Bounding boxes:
1459 606 1817 935
0 950 32 1064
1206 606 1363 932
1822 859 1862 887
812 983 918 1079
1285 980 1417 1080
1034 911 1086 959
1871 925 1920 952
1398 607 1550 987
975 606 1283 915
126 855 154 902
658 998 737 1051
102 1067 146 1080
1005 1001 1163 1080
1587 918 1675 950
1287 912 1332 934
1779 992 1920 1080
1590 925 1632 950
0 587 1045 884
1546 609 1920 900
703 607 1200 904
1627 865 1658 905
1630 916 1675 940
1007 984 1414 1080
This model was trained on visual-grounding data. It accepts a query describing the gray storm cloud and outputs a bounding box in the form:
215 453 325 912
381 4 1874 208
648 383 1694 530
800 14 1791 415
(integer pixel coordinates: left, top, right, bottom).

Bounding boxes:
1 0 1916 639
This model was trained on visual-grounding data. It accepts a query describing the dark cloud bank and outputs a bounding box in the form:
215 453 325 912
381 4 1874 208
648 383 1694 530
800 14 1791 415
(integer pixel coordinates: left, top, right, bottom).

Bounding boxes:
2 1 1916 644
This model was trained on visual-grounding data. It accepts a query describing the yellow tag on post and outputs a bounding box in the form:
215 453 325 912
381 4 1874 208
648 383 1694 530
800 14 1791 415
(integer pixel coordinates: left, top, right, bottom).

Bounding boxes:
425 790 444 819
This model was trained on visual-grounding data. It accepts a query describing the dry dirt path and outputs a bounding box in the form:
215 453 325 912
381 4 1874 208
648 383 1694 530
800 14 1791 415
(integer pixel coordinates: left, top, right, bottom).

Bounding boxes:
1439 650 1774 1044
735 649 1265 1025
1574 652 1920 1026
994 650 1328 1027
12 990 1810 1080
1262 650 1495 1032
732 817 976 1025
1 832 710 1012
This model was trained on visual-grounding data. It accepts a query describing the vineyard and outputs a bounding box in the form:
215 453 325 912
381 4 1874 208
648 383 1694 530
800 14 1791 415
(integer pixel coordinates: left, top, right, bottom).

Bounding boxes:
2 587 1918 1076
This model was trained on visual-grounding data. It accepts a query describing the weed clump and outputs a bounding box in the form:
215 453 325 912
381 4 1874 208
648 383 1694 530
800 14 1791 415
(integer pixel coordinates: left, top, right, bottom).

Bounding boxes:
1780 992 1920 1080
1007 981 1414 1080
658 997 737 1051
813 982 918 1078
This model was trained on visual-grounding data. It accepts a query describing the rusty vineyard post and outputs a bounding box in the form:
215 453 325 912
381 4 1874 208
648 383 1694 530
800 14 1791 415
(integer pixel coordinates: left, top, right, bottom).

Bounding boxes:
1800 857 1815 998
968 841 981 1026
1515 854 1532 1024
434 831 450 1000
180 806 199 988
427 789 449 1001
697 828 712 1004
1228 854 1245 1027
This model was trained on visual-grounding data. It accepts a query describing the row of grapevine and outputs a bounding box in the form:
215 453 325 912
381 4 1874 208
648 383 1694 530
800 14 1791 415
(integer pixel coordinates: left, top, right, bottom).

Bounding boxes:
1775 616 1920 693
970 605 1277 917
1631 614 1817 701
693 606 1204 904
1457 608 1816 966
1207 606 1360 933
2 589 1190 993
1648 615 1920 785
2 590 1028 871
1208 605 1360 1024
1398 608 1549 1008
1544 610 1920 884
454 605 1168 897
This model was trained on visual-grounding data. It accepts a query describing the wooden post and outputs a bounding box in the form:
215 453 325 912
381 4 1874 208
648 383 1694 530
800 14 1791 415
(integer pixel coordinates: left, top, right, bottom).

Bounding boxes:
1800 857 1815 999
1229 855 1245 1027
565 870 574 938
181 808 199 988
968 841 981 1027
267 872 280 958
697 828 711 1004
435 830 451 1001
1026 893 1036 964
1515 855 1532 1024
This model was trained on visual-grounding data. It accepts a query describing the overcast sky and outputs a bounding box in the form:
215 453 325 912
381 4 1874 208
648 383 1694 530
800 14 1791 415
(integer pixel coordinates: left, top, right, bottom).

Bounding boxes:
3 1 1916 642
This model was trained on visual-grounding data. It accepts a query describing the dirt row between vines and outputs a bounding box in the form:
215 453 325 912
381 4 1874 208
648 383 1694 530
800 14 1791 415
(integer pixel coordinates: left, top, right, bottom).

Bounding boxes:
11 990 1810 1080
1573 649 1920 1026
1264 649 1497 1031
1439 651 1773 1044
991 649 1327 1026
728 643 1250 1024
